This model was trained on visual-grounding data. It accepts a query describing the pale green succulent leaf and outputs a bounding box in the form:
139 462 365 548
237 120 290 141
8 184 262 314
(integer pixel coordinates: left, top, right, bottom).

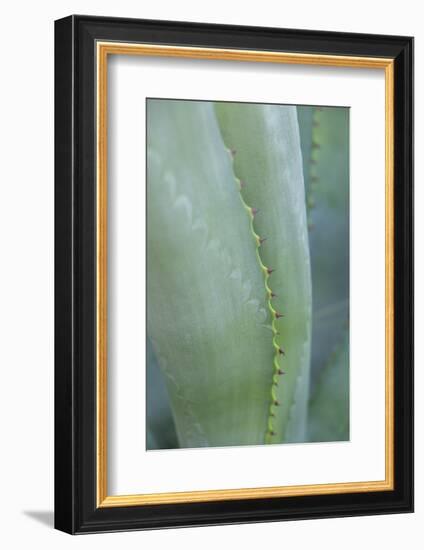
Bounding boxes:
308 331 349 441
297 106 314 196
298 106 349 388
215 102 312 443
147 99 275 448
297 106 350 441
146 337 179 450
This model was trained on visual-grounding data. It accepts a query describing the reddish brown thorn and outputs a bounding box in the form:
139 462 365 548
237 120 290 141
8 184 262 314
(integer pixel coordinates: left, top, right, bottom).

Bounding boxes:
278 347 285 356
270 292 277 298
270 412 275 417
274 400 280 406
239 180 246 189
259 237 267 246
267 267 274 275
312 142 321 149
251 207 259 217
269 430 276 436
230 148 237 157
277 369 286 375
275 312 284 319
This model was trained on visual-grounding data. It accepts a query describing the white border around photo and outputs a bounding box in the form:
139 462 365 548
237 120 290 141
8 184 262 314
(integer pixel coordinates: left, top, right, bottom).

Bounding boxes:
107 55 386 496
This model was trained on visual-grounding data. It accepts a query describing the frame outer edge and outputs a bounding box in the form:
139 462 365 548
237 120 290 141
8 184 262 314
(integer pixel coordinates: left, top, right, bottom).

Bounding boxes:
399 36 414 511
54 15 77 534
54 15 414 533
409 37 414 512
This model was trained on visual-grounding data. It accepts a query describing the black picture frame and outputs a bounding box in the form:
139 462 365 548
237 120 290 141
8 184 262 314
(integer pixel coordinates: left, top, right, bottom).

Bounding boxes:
55 14 413 534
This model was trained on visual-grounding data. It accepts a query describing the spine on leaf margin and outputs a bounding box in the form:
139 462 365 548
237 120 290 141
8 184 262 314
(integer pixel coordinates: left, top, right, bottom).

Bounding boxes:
225 146 286 443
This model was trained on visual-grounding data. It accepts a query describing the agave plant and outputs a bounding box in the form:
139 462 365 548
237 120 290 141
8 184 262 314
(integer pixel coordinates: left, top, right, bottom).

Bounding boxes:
299 105 350 442
146 99 349 449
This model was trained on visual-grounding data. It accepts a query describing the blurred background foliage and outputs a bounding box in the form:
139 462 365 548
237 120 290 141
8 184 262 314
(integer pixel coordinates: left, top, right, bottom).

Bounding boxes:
298 106 350 442
146 102 349 450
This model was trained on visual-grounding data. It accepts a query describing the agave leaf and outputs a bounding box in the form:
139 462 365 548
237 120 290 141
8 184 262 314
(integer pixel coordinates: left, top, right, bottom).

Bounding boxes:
146 338 179 450
302 106 349 386
215 103 312 443
147 99 275 448
308 331 349 441
297 106 314 198
297 106 350 440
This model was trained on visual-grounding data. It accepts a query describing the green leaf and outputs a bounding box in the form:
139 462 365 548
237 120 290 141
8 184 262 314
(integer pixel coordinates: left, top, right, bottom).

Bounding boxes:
146 338 179 450
308 331 349 441
297 106 350 441
147 99 275 448
297 106 314 198
215 102 312 443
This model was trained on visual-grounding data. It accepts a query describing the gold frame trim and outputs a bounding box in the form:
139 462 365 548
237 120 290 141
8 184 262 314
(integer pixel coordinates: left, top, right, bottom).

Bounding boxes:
96 42 395 508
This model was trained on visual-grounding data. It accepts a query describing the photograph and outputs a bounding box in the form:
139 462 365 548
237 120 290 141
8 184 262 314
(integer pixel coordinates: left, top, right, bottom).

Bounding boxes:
146 99 350 450
51 14 413 533
0 0 417 544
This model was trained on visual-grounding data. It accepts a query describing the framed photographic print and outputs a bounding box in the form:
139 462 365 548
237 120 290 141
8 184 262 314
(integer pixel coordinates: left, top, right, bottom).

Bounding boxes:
54 15 413 534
